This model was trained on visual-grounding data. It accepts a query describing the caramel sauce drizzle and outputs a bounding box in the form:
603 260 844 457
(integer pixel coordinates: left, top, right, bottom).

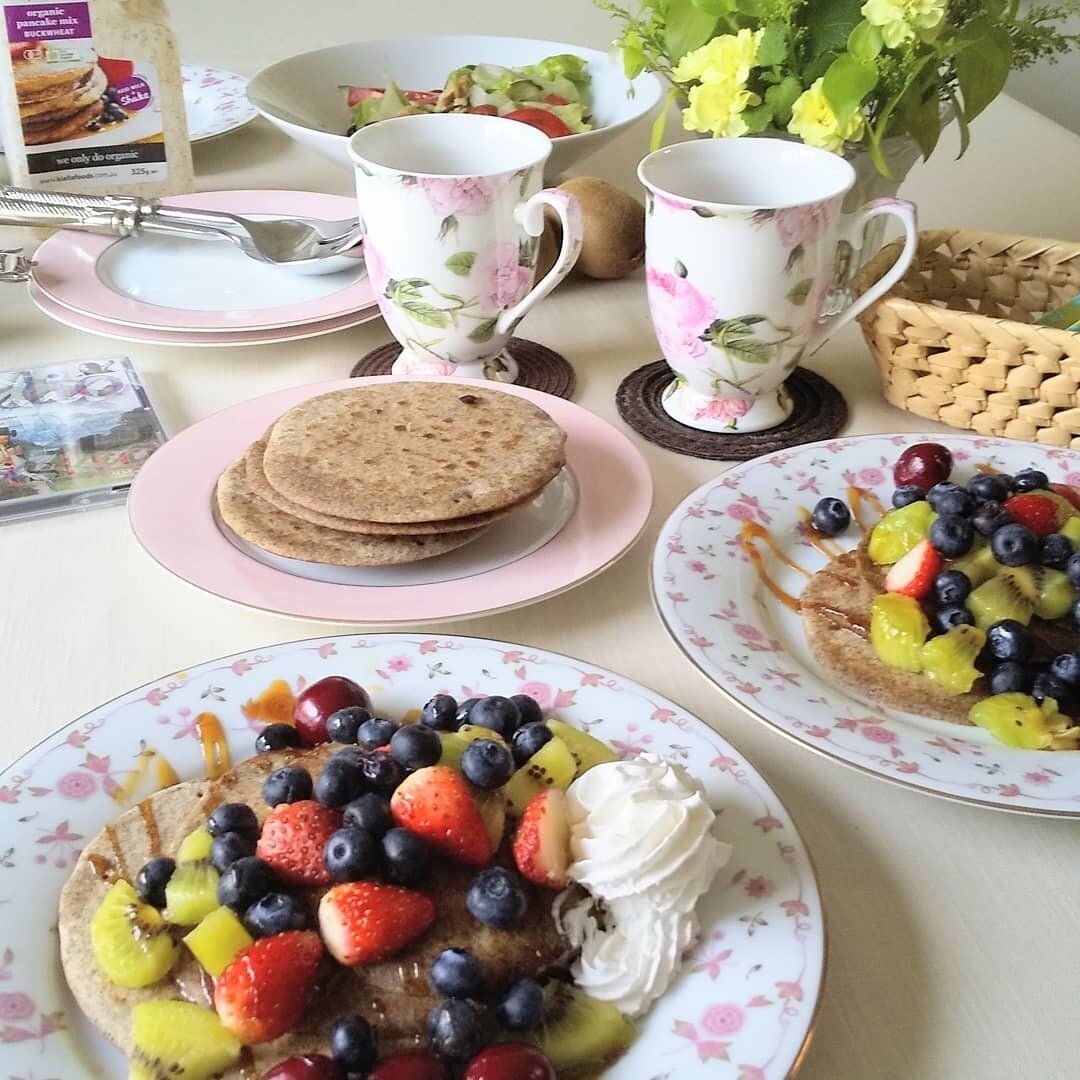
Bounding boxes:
847 485 885 533
740 521 811 613
195 712 230 781
241 679 297 727
104 823 129 881
137 799 161 856
796 508 846 559
86 853 116 883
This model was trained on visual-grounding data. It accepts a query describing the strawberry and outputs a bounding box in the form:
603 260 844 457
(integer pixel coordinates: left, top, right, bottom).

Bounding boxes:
1050 483 1080 513
319 882 436 967
513 789 570 888
884 538 941 599
390 766 494 865
214 930 322 1044
256 800 341 886
1005 493 1063 537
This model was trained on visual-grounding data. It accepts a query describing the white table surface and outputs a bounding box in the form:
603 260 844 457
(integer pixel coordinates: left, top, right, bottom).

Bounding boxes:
3 5 1080 1079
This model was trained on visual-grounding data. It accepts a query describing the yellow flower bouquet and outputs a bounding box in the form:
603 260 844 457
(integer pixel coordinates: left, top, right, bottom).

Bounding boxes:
599 0 1080 174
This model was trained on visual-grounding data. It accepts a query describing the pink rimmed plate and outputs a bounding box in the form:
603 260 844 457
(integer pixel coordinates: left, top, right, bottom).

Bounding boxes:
31 190 372 333
182 65 258 144
128 376 653 624
0 633 824 1079
652 433 1080 816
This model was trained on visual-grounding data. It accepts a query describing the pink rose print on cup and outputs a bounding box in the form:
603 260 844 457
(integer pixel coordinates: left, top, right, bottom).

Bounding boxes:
646 268 716 365
693 395 753 424
420 176 498 217
773 200 835 248
395 353 457 376
701 1003 745 1037
473 243 531 310
57 771 96 800
363 236 390 298
0 992 34 1021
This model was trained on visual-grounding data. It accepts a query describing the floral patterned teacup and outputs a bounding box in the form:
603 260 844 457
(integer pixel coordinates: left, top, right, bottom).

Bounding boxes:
638 138 917 433
349 114 583 381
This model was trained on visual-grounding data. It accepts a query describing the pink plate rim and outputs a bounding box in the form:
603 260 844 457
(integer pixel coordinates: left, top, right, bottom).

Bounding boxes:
30 190 374 332
128 376 654 624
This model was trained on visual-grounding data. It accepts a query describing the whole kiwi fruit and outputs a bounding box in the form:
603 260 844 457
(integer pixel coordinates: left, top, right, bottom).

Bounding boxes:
559 176 645 280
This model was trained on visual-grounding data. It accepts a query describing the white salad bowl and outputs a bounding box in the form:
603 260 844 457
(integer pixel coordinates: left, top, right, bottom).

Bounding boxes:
247 34 664 177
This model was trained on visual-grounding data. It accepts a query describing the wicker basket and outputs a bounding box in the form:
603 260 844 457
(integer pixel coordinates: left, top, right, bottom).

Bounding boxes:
854 229 1080 447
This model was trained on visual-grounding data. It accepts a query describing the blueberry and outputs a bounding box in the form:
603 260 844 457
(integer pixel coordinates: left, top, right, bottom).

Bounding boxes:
427 998 483 1062
991 523 1038 567
509 694 544 727
217 856 277 912
968 473 1012 504
466 866 527 929
357 716 398 750
324 826 380 882
342 792 393 837
1050 653 1080 687
243 891 307 937
973 501 1012 537
461 739 515 789
512 722 553 766
1013 468 1049 493
929 514 974 558
210 831 255 872
891 485 925 509
382 827 431 886
429 948 484 998
389 724 442 771
933 570 972 606
927 483 975 517
468 696 521 740
359 751 406 794
1032 672 1068 706
207 802 259 842
989 662 1030 695
254 723 301 754
262 765 313 807
135 857 175 909
1040 533 1075 570
421 694 459 731
314 759 364 807
1068 553 1080 588
496 978 545 1031
810 497 851 537
455 698 481 726
935 605 974 632
986 620 1035 663
330 746 367 769
329 1014 377 1074
1069 597 1080 632
327 706 371 745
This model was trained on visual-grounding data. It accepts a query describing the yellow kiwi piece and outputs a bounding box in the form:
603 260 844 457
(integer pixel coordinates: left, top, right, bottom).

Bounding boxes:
870 594 929 673
472 785 508 849
546 719 618 776
559 177 645 280
967 569 1036 630
131 1000 241 1079
183 905 252 977
175 826 213 864
533 982 635 1073
163 861 220 927
920 625 986 694
506 735 577 815
90 880 179 989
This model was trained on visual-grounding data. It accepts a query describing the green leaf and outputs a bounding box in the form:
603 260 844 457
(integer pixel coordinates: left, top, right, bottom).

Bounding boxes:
898 80 941 160
756 20 787 66
690 0 733 15
822 53 878 124
437 214 458 241
444 251 476 276
847 20 882 61
804 0 864 66
400 300 449 329
785 244 804 273
787 278 814 305
735 0 762 14
944 85 971 158
650 88 678 151
664 0 717 62
956 27 1012 121
741 103 774 133
764 76 803 127
468 318 498 343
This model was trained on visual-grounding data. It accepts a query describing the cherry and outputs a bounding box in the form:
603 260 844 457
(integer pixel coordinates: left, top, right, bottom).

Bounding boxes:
293 676 371 747
369 1050 449 1080
260 1055 345 1080
893 443 953 492
462 1043 556 1080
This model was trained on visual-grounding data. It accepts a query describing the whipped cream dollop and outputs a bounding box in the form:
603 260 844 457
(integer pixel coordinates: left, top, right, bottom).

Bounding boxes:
553 753 731 1017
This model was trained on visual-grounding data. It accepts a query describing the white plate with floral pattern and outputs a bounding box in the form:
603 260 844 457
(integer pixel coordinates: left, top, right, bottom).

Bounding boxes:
653 433 1080 816
183 65 258 144
0 634 823 1079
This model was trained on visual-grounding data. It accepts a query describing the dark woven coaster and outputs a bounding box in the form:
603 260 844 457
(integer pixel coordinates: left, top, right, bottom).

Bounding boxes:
349 337 576 399
616 361 847 461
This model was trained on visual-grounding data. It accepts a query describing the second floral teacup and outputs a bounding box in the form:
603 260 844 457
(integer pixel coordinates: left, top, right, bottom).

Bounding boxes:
638 137 918 433
349 113 583 381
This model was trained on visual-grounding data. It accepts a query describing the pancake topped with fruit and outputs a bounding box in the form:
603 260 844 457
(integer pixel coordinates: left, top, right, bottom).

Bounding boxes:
801 442 1080 751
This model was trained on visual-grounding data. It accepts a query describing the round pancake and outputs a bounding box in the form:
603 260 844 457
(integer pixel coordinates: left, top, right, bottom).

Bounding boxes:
16 67 92 104
12 52 95 95
244 437 530 535
23 98 103 144
261 384 566 524
215 459 489 566
19 64 105 121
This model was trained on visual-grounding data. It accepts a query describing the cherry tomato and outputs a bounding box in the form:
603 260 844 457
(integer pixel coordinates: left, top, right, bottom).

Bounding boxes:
346 86 384 107
543 94 571 106
403 89 441 105
466 104 499 116
503 108 573 139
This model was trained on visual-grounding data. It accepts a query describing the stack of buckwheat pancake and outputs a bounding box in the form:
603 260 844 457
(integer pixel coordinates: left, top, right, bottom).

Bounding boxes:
11 46 106 145
215 383 567 567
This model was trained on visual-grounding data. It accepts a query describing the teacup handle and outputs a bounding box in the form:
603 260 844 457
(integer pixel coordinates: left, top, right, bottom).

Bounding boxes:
806 197 918 354
495 189 584 337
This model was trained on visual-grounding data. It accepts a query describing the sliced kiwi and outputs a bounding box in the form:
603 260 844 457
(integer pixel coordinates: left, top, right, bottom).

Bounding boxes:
920 625 986 694
867 501 936 564
969 692 1056 750
946 540 999 587
90 880 179 989
870 594 929 673
546 719 618 777
506 736 577 815
472 786 508 850
175 826 213 864
1017 566 1077 621
966 569 1036 630
533 981 635 1074
183 905 252 977
1061 517 1080 546
163 861 220 927
131 1000 241 1079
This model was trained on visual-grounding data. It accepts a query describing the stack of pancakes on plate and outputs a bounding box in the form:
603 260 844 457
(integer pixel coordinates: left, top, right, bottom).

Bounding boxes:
215 382 567 567
11 46 105 145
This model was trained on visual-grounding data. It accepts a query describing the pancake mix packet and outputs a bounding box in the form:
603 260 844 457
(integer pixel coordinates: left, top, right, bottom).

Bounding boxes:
0 0 192 195
0 355 167 522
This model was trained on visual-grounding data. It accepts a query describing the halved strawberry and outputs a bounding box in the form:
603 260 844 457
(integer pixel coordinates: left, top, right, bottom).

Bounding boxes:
390 766 494 865
319 882 436 966
1005 493 1063 537
1050 483 1080 513
214 930 322 1044
256 800 341 886
513 789 570 888
884 538 941 599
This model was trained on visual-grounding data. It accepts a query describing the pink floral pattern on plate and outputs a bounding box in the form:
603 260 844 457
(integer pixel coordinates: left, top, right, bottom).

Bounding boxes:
0 636 822 1079
652 433 1080 815
181 66 257 142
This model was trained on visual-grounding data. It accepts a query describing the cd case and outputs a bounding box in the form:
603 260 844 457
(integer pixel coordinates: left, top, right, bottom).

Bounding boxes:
0 357 167 523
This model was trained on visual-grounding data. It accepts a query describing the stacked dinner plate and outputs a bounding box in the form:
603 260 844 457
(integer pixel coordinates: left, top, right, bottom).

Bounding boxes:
27 189 379 346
